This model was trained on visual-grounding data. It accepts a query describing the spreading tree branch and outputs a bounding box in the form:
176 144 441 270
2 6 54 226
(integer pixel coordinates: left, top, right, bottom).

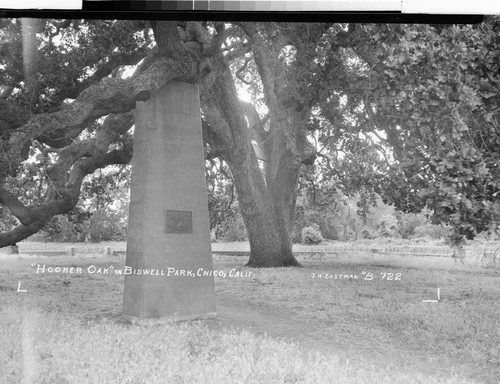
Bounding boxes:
3 47 193 178
0 147 131 247
47 19 72 45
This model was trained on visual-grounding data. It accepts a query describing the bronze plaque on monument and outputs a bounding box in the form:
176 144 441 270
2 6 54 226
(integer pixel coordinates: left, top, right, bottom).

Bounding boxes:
165 210 193 234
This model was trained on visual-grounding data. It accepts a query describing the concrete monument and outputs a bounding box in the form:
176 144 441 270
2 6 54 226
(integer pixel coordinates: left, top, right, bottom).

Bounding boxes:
123 81 216 321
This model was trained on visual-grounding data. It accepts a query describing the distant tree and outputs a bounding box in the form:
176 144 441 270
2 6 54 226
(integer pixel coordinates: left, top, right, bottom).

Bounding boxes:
83 208 126 242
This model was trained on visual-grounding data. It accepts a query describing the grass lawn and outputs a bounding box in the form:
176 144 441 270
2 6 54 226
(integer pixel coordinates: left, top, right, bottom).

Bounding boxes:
0 241 499 383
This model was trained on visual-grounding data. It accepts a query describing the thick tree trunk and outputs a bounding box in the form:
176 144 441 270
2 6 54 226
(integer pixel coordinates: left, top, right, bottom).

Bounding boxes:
227 148 300 267
264 128 302 267
202 53 302 268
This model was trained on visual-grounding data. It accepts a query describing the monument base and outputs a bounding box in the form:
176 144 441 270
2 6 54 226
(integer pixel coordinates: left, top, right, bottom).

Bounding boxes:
122 311 217 326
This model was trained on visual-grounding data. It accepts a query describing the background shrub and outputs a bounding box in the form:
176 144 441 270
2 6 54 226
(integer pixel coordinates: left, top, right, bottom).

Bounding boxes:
301 225 323 245
412 223 452 240
293 208 340 242
396 212 428 239
361 226 377 239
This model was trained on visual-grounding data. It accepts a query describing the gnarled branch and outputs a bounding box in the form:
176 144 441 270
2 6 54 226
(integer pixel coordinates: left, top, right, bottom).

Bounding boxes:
0 147 132 247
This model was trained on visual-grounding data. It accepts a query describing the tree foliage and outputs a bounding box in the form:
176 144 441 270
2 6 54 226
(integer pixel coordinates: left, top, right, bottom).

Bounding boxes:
310 20 500 243
369 21 500 241
41 167 130 242
0 18 498 267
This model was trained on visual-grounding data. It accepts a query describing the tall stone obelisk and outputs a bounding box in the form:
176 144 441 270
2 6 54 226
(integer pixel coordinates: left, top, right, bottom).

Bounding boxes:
123 81 216 321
